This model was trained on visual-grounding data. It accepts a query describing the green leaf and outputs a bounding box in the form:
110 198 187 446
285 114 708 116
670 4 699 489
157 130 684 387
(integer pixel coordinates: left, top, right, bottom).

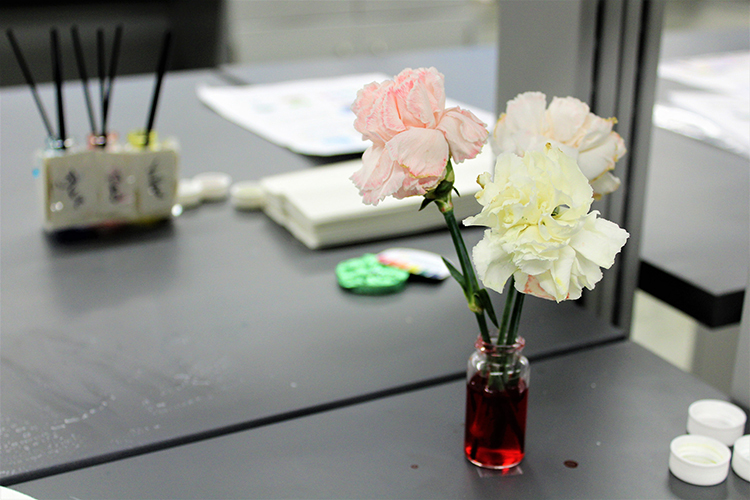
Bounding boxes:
430 179 453 201
474 289 499 328
419 197 434 211
441 257 466 289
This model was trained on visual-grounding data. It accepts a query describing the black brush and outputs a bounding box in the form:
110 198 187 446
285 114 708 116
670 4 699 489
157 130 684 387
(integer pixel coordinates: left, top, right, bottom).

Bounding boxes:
97 28 105 136
71 25 98 136
102 24 122 137
5 28 55 139
50 28 66 148
143 30 172 147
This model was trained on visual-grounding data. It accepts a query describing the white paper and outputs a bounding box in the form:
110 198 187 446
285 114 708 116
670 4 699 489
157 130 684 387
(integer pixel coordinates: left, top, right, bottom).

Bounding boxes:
656 51 750 158
658 51 749 97
197 73 495 157
654 92 749 158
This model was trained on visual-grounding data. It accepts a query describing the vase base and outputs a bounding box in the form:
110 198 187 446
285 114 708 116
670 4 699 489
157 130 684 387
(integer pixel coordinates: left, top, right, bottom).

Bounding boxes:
465 456 524 470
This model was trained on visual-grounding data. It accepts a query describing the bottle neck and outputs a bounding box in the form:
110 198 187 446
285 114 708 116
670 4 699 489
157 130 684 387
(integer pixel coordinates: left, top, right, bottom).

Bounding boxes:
475 336 525 356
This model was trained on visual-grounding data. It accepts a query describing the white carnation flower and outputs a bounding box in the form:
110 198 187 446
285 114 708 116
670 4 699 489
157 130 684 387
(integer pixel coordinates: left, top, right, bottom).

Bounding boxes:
464 146 629 302
491 92 626 198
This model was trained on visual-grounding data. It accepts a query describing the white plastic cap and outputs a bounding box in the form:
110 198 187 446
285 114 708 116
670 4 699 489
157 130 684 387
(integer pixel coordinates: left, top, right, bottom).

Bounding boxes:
0 486 39 500
732 435 750 482
687 399 747 446
194 172 232 201
176 178 203 209
669 434 731 486
230 181 266 210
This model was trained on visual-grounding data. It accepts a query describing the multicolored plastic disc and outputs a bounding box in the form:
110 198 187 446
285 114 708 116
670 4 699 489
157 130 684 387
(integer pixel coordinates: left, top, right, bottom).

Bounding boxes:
336 253 410 295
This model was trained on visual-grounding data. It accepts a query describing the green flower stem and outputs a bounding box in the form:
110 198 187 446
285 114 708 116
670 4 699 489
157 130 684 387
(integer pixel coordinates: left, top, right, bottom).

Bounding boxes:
496 279 524 346
494 278 524 388
437 200 492 345
498 276 516 344
505 287 525 346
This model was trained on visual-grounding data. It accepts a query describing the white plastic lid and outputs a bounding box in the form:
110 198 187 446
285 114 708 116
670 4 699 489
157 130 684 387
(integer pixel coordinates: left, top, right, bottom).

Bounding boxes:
230 181 266 210
176 178 203 209
0 486 39 500
687 399 747 446
669 434 731 486
194 172 232 201
732 435 750 482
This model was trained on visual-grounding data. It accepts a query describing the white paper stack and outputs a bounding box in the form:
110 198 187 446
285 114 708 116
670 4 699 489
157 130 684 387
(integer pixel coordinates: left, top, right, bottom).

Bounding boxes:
260 147 495 249
655 51 750 158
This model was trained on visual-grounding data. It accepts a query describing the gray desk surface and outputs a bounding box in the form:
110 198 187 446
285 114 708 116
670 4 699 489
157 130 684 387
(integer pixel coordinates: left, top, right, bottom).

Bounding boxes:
10 341 749 500
1 49 624 483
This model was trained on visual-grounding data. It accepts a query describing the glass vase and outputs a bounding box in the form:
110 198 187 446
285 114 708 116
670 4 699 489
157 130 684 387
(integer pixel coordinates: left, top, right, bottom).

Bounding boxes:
464 336 530 469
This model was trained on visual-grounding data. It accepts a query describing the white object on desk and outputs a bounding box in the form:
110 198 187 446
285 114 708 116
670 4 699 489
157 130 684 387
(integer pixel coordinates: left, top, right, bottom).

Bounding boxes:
194 172 232 201
38 141 180 231
132 148 179 216
687 399 747 446
732 435 750 482
259 146 495 249
377 247 450 280
669 434 731 486
196 74 495 157
43 149 99 227
98 150 138 218
230 181 266 210
0 486 38 500
177 178 203 208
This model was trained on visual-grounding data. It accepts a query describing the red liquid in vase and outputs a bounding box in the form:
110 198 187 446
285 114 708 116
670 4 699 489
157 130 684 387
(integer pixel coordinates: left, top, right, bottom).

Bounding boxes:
464 373 528 469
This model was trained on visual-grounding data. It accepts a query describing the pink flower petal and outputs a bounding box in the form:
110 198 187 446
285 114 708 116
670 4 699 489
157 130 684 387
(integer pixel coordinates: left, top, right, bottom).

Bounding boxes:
437 107 489 163
351 67 486 205
353 82 381 134
351 145 405 205
392 67 445 129
385 128 449 181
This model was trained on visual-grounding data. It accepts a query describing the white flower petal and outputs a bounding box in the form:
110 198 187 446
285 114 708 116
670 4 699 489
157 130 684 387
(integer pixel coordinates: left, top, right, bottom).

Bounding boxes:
589 172 621 198
505 91 547 133
570 214 629 268
468 147 628 302
547 246 576 301
514 273 557 301
546 97 589 143
577 139 619 181
491 92 626 196
572 252 603 290
472 231 516 293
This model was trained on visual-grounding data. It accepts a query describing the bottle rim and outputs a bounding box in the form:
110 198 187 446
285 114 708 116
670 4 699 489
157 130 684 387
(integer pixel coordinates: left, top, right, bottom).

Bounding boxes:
475 335 525 354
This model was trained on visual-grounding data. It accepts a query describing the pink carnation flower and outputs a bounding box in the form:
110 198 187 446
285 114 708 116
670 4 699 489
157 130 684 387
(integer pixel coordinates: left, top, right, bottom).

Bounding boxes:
351 67 488 205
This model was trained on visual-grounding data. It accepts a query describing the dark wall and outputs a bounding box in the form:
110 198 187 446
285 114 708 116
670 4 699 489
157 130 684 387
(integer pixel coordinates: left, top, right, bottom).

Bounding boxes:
1 0 226 86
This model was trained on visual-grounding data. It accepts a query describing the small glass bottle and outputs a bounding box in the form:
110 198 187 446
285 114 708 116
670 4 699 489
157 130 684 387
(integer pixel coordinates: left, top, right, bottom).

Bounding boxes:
464 336 530 469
